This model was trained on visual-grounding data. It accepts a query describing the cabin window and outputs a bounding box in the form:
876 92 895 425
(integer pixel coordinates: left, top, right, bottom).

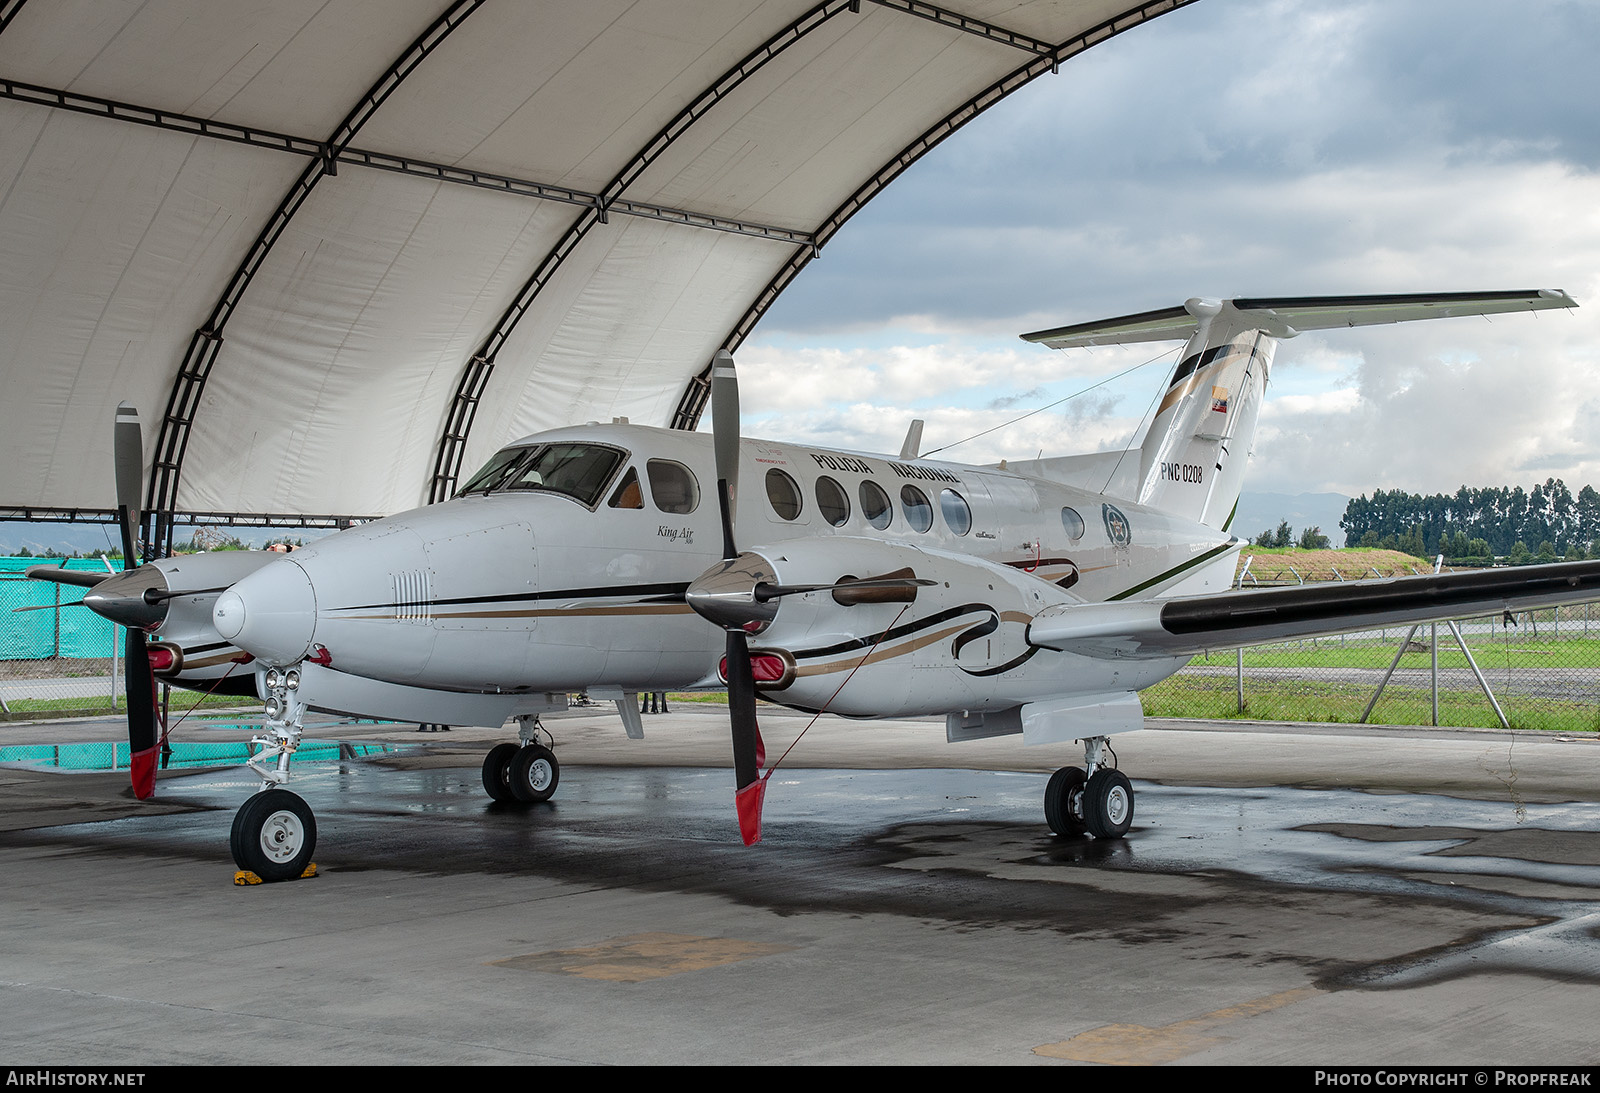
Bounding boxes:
900 485 932 533
816 476 850 527
939 489 971 536
647 460 699 514
859 480 892 529
766 468 803 520
457 446 530 496
607 467 644 509
1061 506 1085 541
501 443 626 508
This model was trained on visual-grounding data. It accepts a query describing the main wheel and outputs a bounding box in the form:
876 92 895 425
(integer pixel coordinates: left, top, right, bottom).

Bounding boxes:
508 744 559 804
1082 769 1134 839
1044 766 1087 836
230 789 317 881
482 742 520 802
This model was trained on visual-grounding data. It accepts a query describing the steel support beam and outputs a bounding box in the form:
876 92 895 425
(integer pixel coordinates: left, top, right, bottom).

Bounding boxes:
865 0 1055 56
669 0 1197 431
143 0 483 557
0 79 815 248
0 0 29 37
426 0 868 503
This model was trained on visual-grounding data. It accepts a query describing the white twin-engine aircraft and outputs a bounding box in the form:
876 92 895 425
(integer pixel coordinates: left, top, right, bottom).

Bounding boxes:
38 289 1600 881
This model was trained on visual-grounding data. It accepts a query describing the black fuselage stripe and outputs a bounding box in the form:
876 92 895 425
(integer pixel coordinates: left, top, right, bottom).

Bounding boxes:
333 581 692 612
789 604 995 660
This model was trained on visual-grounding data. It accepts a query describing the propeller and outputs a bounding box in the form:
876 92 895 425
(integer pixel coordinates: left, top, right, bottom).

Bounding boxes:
114 402 160 800
704 351 768 845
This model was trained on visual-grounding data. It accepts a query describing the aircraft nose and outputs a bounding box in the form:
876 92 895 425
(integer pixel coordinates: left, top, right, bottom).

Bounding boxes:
213 559 317 666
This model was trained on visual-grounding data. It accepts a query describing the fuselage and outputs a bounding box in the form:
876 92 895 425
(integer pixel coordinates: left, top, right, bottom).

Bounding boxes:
214 423 1241 717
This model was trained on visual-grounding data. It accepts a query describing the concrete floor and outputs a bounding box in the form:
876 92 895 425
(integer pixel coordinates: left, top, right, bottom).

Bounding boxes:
2 703 1599 1065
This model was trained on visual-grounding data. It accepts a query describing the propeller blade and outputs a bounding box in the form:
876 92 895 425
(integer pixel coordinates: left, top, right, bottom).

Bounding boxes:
23 565 113 589
11 602 91 613
125 627 158 799
725 627 765 845
114 403 143 565
114 400 158 798
710 350 740 561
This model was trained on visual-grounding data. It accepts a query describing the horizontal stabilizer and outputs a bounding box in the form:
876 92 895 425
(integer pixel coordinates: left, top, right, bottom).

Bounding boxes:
1028 559 1600 659
1021 289 1576 349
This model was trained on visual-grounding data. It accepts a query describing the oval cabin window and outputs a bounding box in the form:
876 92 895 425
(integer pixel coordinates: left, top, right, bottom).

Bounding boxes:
766 468 803 520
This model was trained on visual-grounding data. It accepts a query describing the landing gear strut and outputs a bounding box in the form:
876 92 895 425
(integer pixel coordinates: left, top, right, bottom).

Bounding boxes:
481 716 561 805
231 665 318 880
1045 735 1133 839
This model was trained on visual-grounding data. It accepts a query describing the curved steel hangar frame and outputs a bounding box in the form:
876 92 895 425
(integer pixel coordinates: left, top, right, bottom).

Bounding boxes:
0 0 1195 553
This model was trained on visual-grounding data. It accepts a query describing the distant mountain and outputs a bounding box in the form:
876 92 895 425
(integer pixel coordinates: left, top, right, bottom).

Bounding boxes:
1230 492 1352 546
0 521 328 557
0 521 123 558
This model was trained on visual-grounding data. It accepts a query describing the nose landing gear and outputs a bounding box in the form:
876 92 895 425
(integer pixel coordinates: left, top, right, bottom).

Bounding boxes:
231 665 318 882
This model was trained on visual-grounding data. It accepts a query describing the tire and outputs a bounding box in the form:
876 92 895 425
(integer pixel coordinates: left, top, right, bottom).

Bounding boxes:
1044 766 1088 836
230 789 317 881
482 743 520 802
1082 769 1134 839
508 744 559 804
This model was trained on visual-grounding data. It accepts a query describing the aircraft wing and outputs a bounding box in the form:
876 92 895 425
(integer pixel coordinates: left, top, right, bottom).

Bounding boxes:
1028 559 1600 659
1021 289 1577 349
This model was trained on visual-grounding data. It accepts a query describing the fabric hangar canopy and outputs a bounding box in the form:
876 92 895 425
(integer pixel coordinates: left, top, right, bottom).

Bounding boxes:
0 0 1191 541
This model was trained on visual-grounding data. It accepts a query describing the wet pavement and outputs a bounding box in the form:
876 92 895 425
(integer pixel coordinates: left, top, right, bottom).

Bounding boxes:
2 708 1599 1064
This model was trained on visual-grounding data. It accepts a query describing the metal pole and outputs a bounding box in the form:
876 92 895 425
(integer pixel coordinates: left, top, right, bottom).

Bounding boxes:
1448 618 1509 730
1236 646 1244 713
53 581 60 658
111 623 119 711
1362 624 1422 723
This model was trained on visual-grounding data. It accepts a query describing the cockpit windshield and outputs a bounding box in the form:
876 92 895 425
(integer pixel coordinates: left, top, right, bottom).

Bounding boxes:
456 443 627 508
457 446 528 495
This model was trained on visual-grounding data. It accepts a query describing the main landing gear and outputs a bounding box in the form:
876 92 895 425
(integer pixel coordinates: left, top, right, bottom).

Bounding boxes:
482 716 561 804
1044 735 1133 839
231 666 318 881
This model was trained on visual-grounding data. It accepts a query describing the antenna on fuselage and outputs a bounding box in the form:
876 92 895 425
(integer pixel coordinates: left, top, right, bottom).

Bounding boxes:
898 419 924 460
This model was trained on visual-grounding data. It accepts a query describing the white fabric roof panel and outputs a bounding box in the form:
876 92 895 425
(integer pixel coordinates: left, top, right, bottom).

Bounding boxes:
0 0 1191 525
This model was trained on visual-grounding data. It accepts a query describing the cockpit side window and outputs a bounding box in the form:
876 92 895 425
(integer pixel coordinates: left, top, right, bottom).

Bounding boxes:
646 460 700 514
456 446 532 496
502 443 626 507
608 466 644 509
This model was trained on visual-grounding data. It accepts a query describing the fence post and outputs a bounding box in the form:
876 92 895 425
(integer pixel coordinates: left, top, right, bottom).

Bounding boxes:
111 623 119 711
1430 622 1438 726
1236 646 1244 713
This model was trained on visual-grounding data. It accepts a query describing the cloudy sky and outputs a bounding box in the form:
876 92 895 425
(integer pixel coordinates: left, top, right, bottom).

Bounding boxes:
736 0 1600 502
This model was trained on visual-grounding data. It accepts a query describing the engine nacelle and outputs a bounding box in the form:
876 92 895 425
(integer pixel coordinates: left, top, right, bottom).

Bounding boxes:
731 536 1083 718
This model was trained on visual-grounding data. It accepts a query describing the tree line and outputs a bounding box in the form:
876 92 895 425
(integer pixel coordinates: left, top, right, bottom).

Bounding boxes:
1340 479 1600 562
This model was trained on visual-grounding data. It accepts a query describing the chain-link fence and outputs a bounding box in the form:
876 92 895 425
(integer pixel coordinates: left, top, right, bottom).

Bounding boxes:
1 559 128 718
1144 557 1600 732
7 554 1600 731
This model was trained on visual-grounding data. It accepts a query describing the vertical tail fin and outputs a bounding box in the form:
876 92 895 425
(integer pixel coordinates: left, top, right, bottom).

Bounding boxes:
1135 299 1275 530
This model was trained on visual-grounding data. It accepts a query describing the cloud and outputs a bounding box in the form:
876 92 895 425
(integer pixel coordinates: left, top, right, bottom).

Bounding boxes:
739 0 1600 504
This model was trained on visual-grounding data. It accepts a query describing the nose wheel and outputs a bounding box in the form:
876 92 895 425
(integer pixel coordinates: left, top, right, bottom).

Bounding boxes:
230 788 317 881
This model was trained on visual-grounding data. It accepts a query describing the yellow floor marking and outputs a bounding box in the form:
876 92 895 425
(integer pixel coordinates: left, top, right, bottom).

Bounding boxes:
491 932 797 982
1034 986 1322 1065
